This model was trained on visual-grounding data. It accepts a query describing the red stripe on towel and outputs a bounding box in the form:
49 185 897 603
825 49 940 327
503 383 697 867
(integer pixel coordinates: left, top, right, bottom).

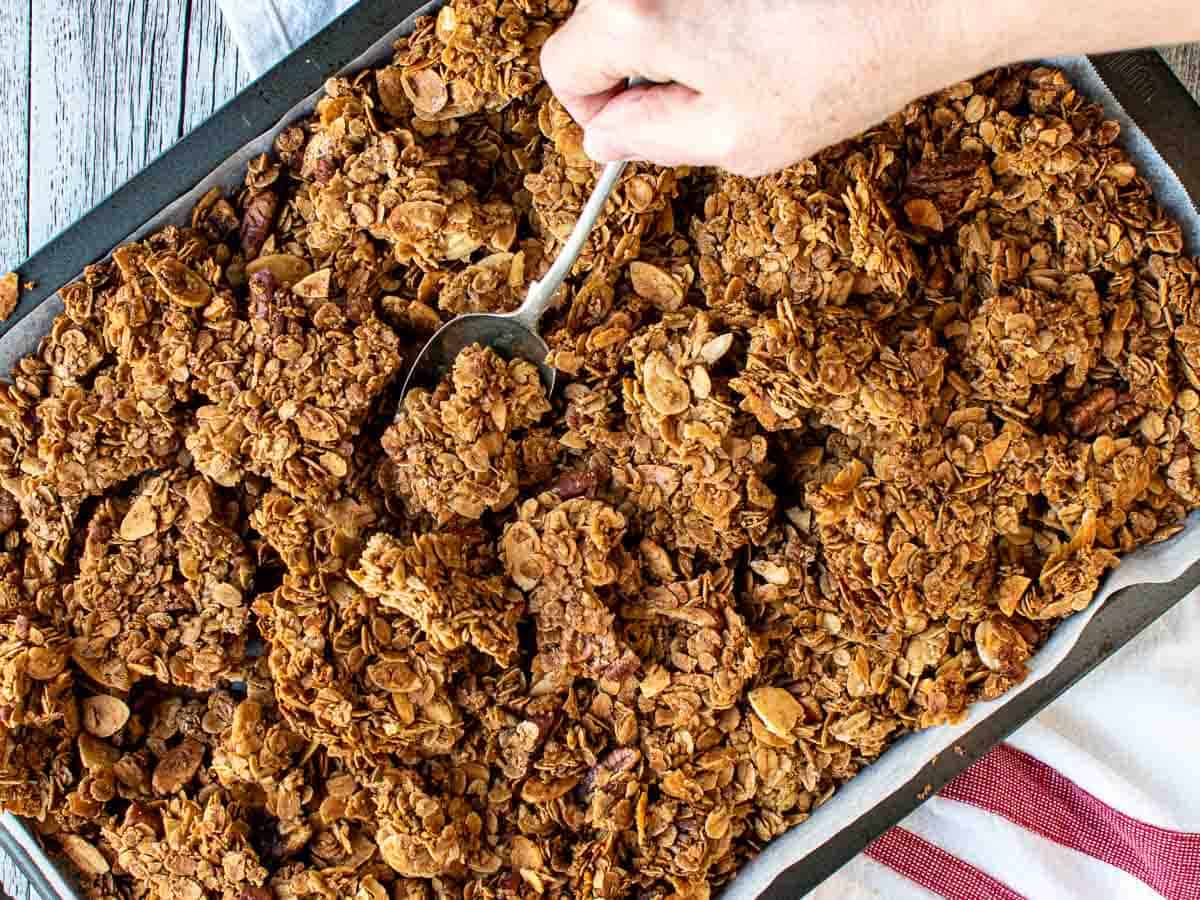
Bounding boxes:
866 826 1028 900
940 743 1200 900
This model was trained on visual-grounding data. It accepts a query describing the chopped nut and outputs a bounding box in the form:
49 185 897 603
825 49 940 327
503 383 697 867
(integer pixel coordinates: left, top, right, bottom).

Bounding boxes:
81 695 130 738
748 687 804 738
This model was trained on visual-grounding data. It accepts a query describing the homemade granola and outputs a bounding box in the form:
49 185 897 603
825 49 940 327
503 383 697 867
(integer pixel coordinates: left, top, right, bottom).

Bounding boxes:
1 3 1198 898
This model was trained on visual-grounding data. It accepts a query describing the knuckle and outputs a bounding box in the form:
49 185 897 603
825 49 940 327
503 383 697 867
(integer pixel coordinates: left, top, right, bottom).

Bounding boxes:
710 127 749 173
606 0 665 30
538 37 563 83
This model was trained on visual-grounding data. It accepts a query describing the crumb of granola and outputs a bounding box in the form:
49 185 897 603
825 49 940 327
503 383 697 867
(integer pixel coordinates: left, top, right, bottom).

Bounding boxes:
0 272 18 320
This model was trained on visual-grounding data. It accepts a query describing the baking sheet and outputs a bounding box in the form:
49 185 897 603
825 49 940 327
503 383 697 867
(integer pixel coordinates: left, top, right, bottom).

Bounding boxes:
2 3 1199 896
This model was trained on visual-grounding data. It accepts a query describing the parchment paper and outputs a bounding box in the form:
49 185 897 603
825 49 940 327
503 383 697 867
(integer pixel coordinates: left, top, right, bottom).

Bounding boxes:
2 10 1197 896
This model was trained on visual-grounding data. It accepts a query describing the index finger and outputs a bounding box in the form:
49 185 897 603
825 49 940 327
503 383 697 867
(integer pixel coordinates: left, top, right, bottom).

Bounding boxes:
539 0 650 126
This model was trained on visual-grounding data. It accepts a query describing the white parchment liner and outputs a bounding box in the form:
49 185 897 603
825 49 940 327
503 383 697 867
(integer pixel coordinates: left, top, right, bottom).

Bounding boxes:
2 6 1198 894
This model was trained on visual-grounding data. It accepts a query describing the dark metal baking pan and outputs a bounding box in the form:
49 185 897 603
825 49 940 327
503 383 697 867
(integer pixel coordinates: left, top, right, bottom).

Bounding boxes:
3 1 1200 894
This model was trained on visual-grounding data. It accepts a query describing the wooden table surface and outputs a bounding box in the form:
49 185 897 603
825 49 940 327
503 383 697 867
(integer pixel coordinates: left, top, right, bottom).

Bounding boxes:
0 0 250 273
0 5 1197 273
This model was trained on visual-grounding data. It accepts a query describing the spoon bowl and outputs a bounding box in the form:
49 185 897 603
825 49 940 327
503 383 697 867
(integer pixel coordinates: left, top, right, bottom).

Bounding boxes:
393 79 649 419
399 310 555 398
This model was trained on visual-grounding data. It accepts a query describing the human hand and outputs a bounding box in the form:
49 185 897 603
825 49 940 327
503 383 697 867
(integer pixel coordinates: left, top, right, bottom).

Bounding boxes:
540 0 1198 176
540 0 992 176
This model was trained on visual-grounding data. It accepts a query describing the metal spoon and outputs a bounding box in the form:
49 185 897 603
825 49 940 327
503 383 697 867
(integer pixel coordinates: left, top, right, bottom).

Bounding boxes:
396 81 648 410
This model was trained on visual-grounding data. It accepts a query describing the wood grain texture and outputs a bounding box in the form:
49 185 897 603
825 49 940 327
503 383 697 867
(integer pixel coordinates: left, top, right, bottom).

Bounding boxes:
183 0 252 135
0 850 30 900
27 0 188 252
1162 44 1200 100
0 3 30 272
0 854 28 900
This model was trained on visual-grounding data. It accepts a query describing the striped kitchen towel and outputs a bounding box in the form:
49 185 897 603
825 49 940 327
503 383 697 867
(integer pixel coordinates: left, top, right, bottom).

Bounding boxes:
812 587 1200 899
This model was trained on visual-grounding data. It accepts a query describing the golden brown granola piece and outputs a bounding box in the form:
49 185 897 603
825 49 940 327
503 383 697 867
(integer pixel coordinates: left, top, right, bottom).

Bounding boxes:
963 283 1102 410
310 161 517 269
254 573 465 768
187 270 402 499
622 567 761 712
351 530 524 665
23 362 183 499
381 343 550 523
251 488 378 578
372 766 497 878
1 474 82 595
436 246 542 315
101 789 269 900
0 272 18 320
732 298 945 443
617 312 778 561
65 470 254 691
391 0 566 121
503 493 640 690
526 98 677 276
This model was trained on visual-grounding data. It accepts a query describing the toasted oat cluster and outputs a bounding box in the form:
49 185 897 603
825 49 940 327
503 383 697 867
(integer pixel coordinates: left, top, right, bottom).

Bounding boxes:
380 342 552 523
1 3 1198 897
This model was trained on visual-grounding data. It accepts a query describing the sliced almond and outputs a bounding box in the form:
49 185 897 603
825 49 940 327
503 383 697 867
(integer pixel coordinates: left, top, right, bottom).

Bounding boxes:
292 268 332 299
749 559 790 586
748 687 804 738
642 351 690 416
149 257 213 308
996 574 1032 617
388 200 446 232
120 495 158 541
629 261 684 310
61 836 109 877
403 67 449 117
375 67 410 117
245 253 313 286
435 4 457 40
294 407 340 442
699 332 734 364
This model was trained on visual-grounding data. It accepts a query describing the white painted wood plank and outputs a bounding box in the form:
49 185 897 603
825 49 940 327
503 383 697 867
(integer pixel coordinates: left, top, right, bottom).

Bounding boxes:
27 0 188 252
0 849 31 899
0 5 30 271
183 0 252 135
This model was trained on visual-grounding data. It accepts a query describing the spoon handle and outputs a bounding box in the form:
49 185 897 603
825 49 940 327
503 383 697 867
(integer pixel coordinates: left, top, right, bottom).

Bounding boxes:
512 77 651 332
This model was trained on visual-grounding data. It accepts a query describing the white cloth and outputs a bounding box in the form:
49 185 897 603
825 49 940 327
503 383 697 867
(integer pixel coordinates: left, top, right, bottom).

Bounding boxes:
218 0 356 76
215 3 1200 897
815 590 1200 899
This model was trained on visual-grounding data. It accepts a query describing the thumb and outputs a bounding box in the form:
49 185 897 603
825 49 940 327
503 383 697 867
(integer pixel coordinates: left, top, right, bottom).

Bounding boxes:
581 82 730 169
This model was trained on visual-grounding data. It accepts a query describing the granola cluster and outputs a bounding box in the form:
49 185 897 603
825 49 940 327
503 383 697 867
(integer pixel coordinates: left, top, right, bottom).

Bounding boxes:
1 4 1198 897
381 342 552 523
